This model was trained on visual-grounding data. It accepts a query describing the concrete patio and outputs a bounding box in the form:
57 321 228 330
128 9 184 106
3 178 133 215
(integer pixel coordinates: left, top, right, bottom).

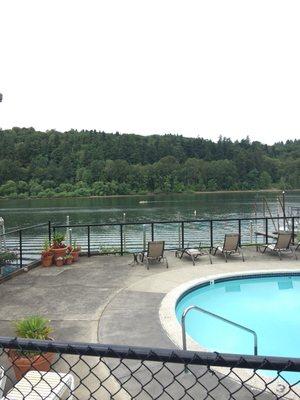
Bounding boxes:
0 247 299 345
0 247 299 399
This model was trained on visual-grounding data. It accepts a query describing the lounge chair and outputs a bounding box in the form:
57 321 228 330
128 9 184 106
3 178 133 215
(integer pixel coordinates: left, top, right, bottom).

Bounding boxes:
260 231 297 260
140 241 168 270
3 370 74 399
213 233 244 262
176 242 212 265
0 366 6 399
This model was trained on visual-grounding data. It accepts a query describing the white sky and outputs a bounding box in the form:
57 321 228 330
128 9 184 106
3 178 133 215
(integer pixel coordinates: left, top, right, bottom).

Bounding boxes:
0 0 300 144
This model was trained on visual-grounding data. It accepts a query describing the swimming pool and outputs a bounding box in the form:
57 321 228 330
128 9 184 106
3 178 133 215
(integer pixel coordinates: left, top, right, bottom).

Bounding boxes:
175 273 300 383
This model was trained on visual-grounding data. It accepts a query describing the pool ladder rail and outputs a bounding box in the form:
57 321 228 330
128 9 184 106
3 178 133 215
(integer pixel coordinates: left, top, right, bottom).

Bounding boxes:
181 305 258 356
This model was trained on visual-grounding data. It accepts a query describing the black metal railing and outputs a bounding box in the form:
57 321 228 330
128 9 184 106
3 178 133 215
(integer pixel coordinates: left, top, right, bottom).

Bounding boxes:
0 337 300 399
0 216 298 280
52 216 298 256
0 222 50 279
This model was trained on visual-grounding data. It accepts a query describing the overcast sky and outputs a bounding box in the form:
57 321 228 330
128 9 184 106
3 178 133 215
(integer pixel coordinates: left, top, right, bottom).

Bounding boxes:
0 0 299 144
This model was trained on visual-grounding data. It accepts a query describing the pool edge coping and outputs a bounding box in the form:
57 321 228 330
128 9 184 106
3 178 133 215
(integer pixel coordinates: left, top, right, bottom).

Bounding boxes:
159 268 300 399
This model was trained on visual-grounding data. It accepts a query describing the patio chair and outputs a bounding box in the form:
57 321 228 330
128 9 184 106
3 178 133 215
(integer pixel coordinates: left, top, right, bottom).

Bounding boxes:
0 366 6 399
4 370 74 399
175 242 212 265
260 231 297 260
140 241 168 270
213 233 244 262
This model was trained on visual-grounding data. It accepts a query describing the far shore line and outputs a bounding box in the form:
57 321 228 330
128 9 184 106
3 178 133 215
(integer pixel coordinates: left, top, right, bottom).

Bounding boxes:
0 188 299 202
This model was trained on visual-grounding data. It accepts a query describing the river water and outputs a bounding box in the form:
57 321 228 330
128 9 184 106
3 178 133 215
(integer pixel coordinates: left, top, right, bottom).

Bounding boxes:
1 191 299 229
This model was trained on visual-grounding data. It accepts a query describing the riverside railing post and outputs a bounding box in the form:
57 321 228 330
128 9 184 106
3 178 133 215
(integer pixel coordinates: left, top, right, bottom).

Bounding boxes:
87 225 91 257
210 220 213 250
120 224 123 255
151 223 154 241
19 230 23 269
181 222 184 249
48 221 51 243
143 224 146 251
265 218 268 245
282 190 286 230
123 213 126 253
238 219 241 246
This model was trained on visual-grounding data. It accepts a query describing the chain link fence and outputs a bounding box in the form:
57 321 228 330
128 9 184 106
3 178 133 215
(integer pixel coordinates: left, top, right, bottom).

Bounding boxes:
0 337 300 399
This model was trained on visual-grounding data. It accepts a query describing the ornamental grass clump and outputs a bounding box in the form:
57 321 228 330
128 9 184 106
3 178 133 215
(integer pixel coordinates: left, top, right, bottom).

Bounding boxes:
9 316 55 380
15 315 52 340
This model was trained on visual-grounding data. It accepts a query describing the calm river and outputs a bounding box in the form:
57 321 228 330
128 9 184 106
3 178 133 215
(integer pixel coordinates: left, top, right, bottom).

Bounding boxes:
1 191 299 230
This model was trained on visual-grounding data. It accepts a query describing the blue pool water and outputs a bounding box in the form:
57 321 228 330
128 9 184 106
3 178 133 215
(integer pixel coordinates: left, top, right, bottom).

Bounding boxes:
176 274 300 383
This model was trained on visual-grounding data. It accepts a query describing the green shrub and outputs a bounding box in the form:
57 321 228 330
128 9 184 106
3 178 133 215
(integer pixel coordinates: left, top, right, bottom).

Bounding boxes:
15 316 52 339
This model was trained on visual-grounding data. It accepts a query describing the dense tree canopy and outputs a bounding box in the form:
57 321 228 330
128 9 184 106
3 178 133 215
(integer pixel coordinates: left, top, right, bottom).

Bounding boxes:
0 128 299 198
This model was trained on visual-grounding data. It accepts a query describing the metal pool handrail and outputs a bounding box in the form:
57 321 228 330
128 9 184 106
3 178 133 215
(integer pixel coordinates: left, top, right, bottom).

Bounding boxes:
181 305 258 355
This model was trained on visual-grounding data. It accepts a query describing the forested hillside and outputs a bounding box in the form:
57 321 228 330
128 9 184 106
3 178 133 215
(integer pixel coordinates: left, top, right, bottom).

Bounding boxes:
0 128 299 198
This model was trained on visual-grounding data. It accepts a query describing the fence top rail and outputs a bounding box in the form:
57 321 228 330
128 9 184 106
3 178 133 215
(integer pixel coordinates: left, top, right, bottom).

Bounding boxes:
1 336 300 371
52 215 294 229
0 222 49 237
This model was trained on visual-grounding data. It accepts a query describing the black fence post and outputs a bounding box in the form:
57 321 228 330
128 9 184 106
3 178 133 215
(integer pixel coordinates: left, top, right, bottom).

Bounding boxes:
292 217 295 244
19 230 23 269
210 220 213 250
181 222 184 249
238 219 241 246
151 223 154 241
48 221 51 243
87 225 91 257
120 224 123 255
265 218 268 245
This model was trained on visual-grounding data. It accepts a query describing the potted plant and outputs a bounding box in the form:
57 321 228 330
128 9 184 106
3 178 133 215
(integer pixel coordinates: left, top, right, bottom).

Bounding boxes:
70 241 81 262
55 256 64 267
41 240 53 267
0 249 18 275
64 254 73 265
8 316 54 380
51 233 67 259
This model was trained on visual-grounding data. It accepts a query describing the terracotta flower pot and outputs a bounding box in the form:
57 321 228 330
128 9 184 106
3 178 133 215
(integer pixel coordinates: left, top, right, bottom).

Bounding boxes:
8 349 55 381
71 251 79 262
55 258 64 267
41 254 53 267
65 257 73 265
52 247 67 259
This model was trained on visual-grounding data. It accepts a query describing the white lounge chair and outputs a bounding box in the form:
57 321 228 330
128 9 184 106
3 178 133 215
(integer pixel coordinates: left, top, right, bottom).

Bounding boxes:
260 232 297 260
213 233 244 262
4 370 74 400
0 366 6 400
176 242 212 265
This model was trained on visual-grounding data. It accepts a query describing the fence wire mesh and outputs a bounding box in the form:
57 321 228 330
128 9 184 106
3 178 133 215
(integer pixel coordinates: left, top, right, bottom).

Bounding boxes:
0 337 300 399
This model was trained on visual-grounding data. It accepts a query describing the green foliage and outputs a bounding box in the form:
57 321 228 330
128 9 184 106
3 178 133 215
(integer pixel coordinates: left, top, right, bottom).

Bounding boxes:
0 129 299 196
0 250 18 267
99 245 120 254
42 240 51 251
52 233 65 247
15 316 52 339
